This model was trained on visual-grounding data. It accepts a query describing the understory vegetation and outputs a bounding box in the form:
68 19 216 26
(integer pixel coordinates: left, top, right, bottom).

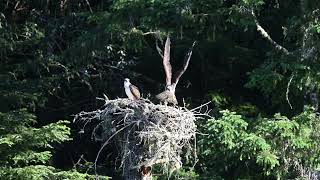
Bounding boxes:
1 0 320 179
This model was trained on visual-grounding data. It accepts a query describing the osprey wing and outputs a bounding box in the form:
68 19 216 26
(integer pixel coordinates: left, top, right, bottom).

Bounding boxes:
163 35 172 86
172 41 196 86
129 84 141 100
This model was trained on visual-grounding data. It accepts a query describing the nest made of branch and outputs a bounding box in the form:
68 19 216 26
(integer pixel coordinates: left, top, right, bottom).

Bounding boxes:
74 98 206 173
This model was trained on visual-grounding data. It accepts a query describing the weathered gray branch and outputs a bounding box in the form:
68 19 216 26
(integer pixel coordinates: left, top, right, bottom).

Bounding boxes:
251 10 290 55
172 41 197 86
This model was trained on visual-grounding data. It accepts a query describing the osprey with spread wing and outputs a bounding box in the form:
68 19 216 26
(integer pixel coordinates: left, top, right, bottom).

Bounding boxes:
156 35 196 105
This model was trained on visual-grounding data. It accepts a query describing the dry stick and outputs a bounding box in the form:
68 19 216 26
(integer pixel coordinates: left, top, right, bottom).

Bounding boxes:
142 31 161 35
85 0 93 13
76 98 201 177
190 101 212 112
199 103 209 115
119 125 132 170
94 122 134 176
14 1 20 10
73 154 85 168
286 74 295 109
194 113 213 119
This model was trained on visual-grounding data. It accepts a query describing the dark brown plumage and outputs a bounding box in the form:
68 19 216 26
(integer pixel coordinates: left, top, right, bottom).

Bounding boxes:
124 78 141 100
129 84 140 100
155 90 178 105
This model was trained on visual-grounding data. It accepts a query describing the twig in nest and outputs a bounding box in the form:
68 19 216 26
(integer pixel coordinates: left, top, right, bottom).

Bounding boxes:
190 101 212 112
74 98 211 177
94 122 134 176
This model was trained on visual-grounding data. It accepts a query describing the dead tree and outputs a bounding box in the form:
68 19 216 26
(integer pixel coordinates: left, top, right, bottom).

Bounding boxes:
156 36 196 105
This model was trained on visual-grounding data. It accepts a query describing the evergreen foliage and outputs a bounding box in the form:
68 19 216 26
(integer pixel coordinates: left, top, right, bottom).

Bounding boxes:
199 108 320 179
0 110 93 179
0 0 319 179
0 4 107 179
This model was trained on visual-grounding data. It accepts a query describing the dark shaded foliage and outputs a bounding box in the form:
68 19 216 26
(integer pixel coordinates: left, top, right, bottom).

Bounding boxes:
0 0 319 179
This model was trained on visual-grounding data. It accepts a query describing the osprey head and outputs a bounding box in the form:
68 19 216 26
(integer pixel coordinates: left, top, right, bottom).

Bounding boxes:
124 78 130 83
166 84 175 92
124 78 131 87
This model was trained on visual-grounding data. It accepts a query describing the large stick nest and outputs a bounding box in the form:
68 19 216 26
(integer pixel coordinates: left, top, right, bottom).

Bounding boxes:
74 98 204 174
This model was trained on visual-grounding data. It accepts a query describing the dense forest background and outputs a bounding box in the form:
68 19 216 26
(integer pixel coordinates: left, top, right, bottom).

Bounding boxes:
1 0 320 179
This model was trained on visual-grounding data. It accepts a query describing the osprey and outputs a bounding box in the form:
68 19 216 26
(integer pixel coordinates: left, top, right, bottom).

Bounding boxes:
156 35 196 105
155 85 178 105
124 78 141 100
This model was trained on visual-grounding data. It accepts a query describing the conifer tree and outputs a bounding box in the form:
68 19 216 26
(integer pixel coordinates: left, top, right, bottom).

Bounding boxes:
0 10 102 180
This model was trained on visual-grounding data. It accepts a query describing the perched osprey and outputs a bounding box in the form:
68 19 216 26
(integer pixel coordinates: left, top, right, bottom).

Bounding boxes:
124 78 141 100
156 35 196 105
155 85 178 105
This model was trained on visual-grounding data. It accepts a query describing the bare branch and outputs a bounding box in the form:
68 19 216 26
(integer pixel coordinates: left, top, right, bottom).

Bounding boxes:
85 0 93 13
286 74 295 109
141 31 160 35
94 122 134 176
190 101 211 112
251 10 290 55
